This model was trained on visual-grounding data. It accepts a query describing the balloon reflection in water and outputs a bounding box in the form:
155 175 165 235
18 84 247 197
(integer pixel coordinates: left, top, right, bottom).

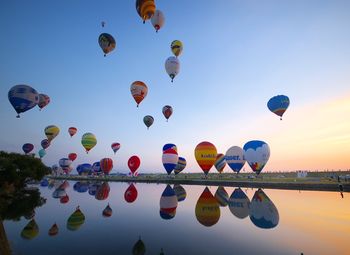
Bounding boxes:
215 186 229 207
73 182 89 193
124 183 138 203
95 182 110 200
88 182 101 196
132 237 146 255
21 219 39 240
249 189 279 229
48 223 59 236
173 184 187 202
60 194 69 204
67 206 85 231
103 203 113 217
228 188 250 219
159 184 178 220
195 187 220 227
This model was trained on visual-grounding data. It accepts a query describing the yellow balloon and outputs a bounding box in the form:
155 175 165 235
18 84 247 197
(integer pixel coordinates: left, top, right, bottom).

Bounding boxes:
195 187 220 227
171 40 183 57
81 132 97 153
194 141 217 175
45 125 60 142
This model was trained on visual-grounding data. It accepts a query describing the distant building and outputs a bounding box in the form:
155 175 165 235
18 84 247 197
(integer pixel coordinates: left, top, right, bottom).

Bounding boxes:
297 171 308 178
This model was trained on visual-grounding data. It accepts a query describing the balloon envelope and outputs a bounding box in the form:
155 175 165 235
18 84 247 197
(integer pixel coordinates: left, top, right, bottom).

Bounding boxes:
8 84 39 117
48 223 59 236
136 0 156 22
162 105 173 121
102 204 113 217
95 182 110 200
173 184 187 202
100 158 113 175
81 133 97 153
225 146 246 173
143 115 154 129
165 56 180 82
194 141 217 175
171 40 183 57
45 125 60 142
195 187 220 227
124 183 138 203
267 95 290 119
38 93 50 110
98 33 116 56
162 149 178 175
128 156 141 175
38 149 46 159
228 188 250 219
249 189 279 229
151 9 165 32
22 143 34 154
130 81 148 107
214 153 226 173
68 127 77 137
174 157 186 175
159 184 178 220
111 142 121 154
215 186 229 207
68 153 77 162
162 143 177 152
41 139 50 149
92 162 102 174
243 140 270 174
21 219 39 239
67 207 85 231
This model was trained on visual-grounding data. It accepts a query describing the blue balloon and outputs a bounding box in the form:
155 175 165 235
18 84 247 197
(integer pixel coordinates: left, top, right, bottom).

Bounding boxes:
8 85 39 118
76 164 92 175
162 143 177 152
267 95 290 120
73 182 89 193
243 140 270 175
40 178 49 187
92 162 102 173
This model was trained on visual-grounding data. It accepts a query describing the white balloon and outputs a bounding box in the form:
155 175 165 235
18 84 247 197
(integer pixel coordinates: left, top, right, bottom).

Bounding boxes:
165 56 180 82
151 10 165 32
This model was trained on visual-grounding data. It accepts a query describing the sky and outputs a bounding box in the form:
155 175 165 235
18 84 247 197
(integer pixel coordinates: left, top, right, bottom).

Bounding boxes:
0 0 349 173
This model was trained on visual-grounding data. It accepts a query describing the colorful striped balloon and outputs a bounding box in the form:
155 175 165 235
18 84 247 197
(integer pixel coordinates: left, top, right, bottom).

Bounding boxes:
173 184 187 202
130 81 148 107
225 146 246 173
159 184 178 220
174 157 186 175
95 182 110 200
68 127 77 137
111 142 121 154
100 158 113 175
162 148 178 175
21 219 39 240
267 95 290 120
195 187 220 227
215 186 229 207
81 133 97 153
228 188 250 219
162 143 177 152
194 141 217 175
45 125 60 142
67 207 85 231
214 153 226 173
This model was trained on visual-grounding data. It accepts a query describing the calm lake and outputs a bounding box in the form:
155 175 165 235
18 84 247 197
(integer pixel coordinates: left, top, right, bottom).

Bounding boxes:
3 181 350 255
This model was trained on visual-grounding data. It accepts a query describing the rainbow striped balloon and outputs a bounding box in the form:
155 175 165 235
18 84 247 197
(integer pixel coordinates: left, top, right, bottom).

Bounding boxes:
195 187 220 227
162 143 177 152
81 133 97 153
162 148 178 175
67 207 85 231
100 158 113 175
194 141 217 175
214 153 226 173
159 184 178 220
174 157 186 175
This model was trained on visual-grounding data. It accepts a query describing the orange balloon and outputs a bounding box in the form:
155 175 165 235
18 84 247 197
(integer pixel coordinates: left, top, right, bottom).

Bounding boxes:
194 141 217 175
130 81 148 107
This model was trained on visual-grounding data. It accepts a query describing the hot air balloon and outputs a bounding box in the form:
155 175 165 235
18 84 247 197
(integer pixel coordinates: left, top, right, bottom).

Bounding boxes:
59 158 72 173
151 9 164 32
124 183 138 203
101 21 105 27
95 182 110 200
173 184 187 202
159 185 178 220
143 115 154 129
98 33 116 56
111 142 121 154
225 146 246 173
60 194 69 204
174 157 186 175
162 105 173 121
136 0 156 23
59 180 70 190
132 237 146 255
249 189 279 229
194 141 217 176
195 187 220 227
243 140 270 175
102 203 113 217
48 223 59 236
45 125 60 142
73 181 89 193
162 148 178 175
67 207 85 231
228 188 250 219
38 149 46 159
267 95 290 120
8 84 39 118
52 188 66 199
38 93 50 110
22 143 34 154
171 40 183 57
100 158 113 175
165 56 180 82
68 127 77 137
40 178 49 187
214 153 226 173
128 156 141 176
21 219 39 239
92 161 102 174
41 139 50 149
76 164 92 176
81 132 97 153
162 143 177 152
131 81 148 107
215 186 229 207
68 153 77 162
88 182 100 196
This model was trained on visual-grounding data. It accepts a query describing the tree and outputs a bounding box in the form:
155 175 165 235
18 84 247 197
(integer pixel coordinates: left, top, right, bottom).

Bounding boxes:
0 151 50 192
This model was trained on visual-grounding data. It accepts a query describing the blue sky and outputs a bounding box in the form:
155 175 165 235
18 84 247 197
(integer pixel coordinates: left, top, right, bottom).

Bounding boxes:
1 0 350 173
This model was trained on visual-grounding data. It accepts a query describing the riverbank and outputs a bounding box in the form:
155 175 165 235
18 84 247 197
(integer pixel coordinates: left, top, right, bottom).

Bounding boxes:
48 173 350 192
